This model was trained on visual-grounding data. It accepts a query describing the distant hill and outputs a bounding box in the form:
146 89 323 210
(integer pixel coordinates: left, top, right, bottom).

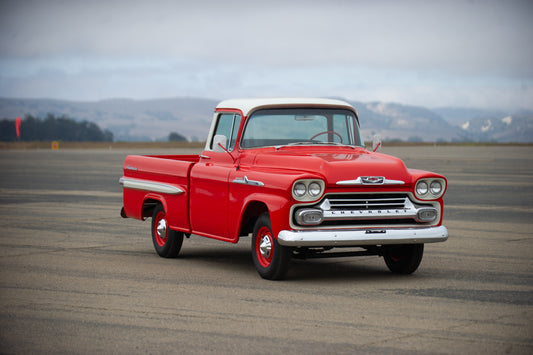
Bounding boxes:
433 107 533 143
432 107 506 125
348 101 464 142
456 113 533 143
1 97 532 142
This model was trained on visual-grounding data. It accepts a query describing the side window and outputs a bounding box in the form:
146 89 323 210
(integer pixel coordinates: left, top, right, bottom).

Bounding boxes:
210 113 241 151
229 114 241 150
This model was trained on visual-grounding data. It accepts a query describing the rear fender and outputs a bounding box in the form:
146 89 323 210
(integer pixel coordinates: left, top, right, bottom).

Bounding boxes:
137 193 192 234
142 194 167 219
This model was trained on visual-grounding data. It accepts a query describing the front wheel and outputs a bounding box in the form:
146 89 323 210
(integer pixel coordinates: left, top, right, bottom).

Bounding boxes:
151 204 183 258
383 244 424 274
252 213 291 280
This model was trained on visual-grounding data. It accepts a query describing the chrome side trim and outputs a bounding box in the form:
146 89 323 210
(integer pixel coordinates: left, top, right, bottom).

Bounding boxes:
232 176 265 187
337 177 405 186
278 225 448 247
125 166 138 171
119 177 183 195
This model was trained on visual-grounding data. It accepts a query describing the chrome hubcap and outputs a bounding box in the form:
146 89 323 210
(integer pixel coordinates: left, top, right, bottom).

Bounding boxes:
259 236 272 259
157 218 167 239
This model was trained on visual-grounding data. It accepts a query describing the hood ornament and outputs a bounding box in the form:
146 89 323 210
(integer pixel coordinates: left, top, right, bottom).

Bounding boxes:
361 176 384 184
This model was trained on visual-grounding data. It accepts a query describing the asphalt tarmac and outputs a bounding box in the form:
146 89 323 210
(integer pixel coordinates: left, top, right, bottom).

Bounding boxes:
1 146 532 354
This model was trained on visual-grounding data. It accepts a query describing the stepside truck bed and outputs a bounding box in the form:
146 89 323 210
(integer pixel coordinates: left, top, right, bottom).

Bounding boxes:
120 154 200 233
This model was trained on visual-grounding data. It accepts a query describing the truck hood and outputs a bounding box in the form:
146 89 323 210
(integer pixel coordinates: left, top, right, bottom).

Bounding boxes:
249 146 411 186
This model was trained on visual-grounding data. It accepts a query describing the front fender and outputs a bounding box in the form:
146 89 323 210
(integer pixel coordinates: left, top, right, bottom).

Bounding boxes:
233 193 292 240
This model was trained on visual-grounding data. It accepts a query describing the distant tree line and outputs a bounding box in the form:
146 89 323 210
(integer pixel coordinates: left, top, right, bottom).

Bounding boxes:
0 114 113 142
168 131 187 142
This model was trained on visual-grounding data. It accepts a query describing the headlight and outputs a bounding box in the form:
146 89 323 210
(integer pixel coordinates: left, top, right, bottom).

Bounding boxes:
416 181 428 195
292 179 325 201
430 180 442 195
415 178 446 200
308 182 322 197
293 182 307 198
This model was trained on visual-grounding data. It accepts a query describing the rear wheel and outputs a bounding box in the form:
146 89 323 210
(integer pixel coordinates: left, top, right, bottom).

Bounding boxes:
151 204 183 258
252 213 291 280
383 244 424 274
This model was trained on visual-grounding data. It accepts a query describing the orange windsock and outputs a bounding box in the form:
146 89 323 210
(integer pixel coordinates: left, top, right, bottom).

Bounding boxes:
15 117 21 139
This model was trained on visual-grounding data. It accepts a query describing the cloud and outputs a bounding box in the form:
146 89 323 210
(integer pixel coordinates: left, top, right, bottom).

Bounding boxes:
0 0 532 109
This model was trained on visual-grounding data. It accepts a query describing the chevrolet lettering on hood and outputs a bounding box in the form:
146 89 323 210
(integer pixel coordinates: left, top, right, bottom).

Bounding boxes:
120 98 448 280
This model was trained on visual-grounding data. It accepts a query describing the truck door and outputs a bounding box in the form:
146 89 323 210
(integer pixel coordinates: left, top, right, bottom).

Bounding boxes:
189 113 241 241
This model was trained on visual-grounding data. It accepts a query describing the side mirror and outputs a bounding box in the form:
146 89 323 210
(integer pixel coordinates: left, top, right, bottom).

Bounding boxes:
372 134 382 152
213 134 228 153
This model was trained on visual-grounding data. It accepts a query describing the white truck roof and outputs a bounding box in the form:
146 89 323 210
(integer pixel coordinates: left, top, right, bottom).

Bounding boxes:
216 98 356 117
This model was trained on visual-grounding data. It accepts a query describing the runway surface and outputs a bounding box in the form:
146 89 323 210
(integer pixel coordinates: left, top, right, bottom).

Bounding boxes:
1 146 532 354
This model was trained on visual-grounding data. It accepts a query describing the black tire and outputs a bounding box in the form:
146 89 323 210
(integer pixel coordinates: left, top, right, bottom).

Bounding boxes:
251 213 291 280
151 204 183 258
383 244 424 274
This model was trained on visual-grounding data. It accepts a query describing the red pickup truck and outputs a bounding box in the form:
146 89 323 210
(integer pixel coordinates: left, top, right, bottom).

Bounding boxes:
120 98 448 280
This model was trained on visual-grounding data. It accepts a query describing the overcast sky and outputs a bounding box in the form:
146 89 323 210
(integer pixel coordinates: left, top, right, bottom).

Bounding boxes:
1 0 532 110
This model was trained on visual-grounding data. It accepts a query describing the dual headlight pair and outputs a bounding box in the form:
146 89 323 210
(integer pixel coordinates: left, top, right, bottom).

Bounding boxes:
292 179 325 201
415 178 446 200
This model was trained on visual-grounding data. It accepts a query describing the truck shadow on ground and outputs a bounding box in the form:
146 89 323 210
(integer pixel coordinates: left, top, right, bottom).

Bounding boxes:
286 259 400 281
176 245 415 282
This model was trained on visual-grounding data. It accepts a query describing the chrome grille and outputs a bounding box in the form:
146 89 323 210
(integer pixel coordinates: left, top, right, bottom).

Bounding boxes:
323 195 407 210
293 193 439 228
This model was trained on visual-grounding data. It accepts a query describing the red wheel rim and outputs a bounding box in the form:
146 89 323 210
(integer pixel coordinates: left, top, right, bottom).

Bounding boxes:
154 211 168 247
256 226 273 267
390 254 402 262
388 247 404 262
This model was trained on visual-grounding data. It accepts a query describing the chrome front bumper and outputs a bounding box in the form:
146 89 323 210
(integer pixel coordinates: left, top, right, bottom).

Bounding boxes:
277 225 448 247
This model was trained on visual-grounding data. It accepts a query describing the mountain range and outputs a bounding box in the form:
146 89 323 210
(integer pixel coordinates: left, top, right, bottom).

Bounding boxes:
1 97 532 143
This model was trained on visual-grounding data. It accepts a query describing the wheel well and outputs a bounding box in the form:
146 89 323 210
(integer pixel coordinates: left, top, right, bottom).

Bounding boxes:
142 199 160 219
239 201 268 237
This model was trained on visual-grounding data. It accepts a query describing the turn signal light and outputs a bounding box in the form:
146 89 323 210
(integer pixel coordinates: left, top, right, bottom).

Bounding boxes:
295 209 324 226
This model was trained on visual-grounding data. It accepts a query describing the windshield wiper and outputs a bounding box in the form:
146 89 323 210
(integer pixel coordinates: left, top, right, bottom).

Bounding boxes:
273 141 311 149
317 142 357 148
275 141 355 149
287 141 312 146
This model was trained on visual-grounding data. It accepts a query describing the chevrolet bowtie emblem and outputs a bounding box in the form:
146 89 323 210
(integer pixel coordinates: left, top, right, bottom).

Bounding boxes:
361 176 385 184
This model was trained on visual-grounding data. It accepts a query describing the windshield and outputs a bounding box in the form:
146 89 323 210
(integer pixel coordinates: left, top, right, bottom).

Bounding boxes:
240 108 363 149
